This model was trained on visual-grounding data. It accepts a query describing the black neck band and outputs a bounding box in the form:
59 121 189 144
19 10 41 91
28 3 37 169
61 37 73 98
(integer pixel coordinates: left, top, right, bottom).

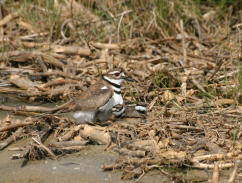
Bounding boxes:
102 76 121 89
114 90 121 94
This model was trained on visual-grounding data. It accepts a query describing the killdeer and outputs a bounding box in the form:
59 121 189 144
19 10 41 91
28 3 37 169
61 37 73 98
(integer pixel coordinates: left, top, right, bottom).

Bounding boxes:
67 68 134 123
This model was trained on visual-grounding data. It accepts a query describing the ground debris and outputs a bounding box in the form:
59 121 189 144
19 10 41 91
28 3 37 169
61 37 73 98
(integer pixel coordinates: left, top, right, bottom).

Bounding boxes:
0 0 241 181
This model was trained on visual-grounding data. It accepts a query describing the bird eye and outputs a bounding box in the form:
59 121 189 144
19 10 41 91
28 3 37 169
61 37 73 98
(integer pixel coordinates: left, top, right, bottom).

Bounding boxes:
114 72 120 76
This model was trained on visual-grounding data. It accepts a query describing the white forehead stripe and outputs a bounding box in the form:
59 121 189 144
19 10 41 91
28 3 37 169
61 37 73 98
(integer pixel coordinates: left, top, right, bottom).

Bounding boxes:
109 71 121 75
101 86 108 90
135 105 146 112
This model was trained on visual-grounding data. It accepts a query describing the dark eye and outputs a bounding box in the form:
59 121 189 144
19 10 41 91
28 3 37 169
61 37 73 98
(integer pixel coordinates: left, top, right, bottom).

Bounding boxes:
114 72 120 76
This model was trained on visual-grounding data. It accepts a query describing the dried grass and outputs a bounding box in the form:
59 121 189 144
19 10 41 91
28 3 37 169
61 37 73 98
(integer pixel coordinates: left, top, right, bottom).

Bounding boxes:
0 0 241 181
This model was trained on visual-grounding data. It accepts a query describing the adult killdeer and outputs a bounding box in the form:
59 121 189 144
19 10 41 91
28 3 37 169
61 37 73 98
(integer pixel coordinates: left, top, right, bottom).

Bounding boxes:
67 68 134 123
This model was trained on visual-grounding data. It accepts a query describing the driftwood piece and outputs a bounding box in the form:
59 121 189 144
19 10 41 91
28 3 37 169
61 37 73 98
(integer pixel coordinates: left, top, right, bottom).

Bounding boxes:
191 151 241 163
19 32 49 41
20 123 52 161
32 137 56 160
0 105 57 112
9 75 37 90
11 153 25 160
32 71 79 79
0 128 23 150
192 162 235 169
2 50 40 62
0 121 33 132
102 163 124 171
18 20 38 33
0 87 31 96
167 124 203 131
228 161 240 183
205 141 226 153
91 42 119 49
41 79 80 88
50 140 88 147
211 163 219 183
80 125 111 145
125 139 158 152
7 147 26 151
58 125 84 141
51 45 91 56
56 146 86 151
0 12 19 27
114 147 146 158
23 85 72 97
102 158 161 171
2 50 64 68
0 100 73 113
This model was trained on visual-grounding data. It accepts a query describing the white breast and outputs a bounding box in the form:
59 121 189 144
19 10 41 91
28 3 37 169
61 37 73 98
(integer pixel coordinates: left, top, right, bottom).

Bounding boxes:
99 93 123 112
113 93 123 105
72 111 96 123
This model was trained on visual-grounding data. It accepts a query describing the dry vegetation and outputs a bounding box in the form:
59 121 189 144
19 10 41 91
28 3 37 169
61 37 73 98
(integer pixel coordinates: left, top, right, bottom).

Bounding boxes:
0 0 241 182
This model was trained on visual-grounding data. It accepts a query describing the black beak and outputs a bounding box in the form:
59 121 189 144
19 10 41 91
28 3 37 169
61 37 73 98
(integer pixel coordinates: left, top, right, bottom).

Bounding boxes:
122 76 136 82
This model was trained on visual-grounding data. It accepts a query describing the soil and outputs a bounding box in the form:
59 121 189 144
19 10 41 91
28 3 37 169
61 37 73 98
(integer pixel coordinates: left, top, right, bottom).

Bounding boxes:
0 142 169 183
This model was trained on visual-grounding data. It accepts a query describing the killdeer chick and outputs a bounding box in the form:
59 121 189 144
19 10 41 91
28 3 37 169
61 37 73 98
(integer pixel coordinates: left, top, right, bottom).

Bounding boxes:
111 103 147 119
68 68 134 124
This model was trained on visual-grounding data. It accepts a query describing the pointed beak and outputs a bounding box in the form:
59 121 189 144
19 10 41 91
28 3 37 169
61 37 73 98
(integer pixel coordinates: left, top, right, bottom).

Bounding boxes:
122 76 136 82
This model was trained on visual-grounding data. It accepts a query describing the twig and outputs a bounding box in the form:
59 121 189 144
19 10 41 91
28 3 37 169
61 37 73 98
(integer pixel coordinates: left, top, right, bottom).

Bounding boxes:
117 10 130 42
191 151 241 163
32 71 79 79
191 78 207 94
228 161 240 183
7 147 26 151
192 162 234 169
57 125 84 142
90 42 119 49
9 75 37 90
180 19 188 66
134 170 145 183
80 125 111 145
102 163 123 171
114 148 146 158
50 140 88 147
208 58 223 80
51 45 92 56
168 124 203 131
57 146 86 151
0 100 73 112
19 32 49 41
11 153 25 160
41 79 80 88
0 121 33 132
211 163 219 183
0 128 23 150
32 137 57 160
0 12 18 26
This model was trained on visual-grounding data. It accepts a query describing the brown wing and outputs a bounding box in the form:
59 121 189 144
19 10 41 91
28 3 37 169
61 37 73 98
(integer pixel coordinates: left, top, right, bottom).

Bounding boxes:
72 81 113 111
